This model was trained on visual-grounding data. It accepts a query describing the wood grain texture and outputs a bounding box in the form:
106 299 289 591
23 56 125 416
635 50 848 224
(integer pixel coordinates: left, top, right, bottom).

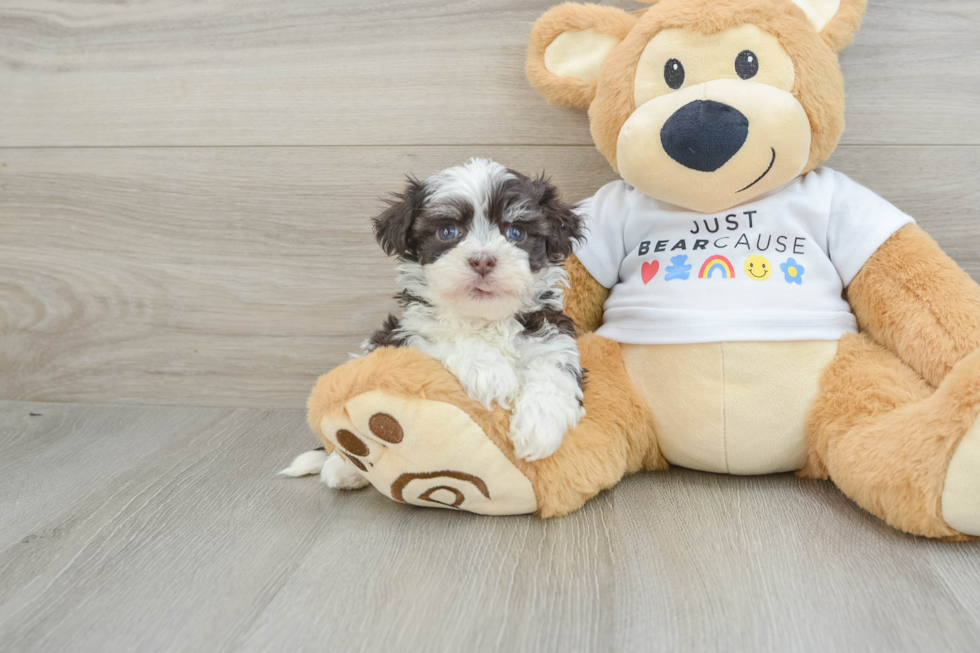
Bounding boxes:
1 145 978 408
0 0 978 147
1 400 978 653
2 2 980 650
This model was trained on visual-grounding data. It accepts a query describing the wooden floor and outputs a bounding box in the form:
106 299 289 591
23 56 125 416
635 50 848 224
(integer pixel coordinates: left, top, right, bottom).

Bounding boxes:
1 400 978 653
3 1 980 651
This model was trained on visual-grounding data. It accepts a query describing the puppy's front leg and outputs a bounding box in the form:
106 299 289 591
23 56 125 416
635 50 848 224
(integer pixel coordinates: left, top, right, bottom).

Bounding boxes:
444 346 520 411
510 343 586 461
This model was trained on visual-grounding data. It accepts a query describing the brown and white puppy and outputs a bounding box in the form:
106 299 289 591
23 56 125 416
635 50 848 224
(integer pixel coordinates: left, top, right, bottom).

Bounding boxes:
286 160 588 487
366 158 586 457
284 159 586 488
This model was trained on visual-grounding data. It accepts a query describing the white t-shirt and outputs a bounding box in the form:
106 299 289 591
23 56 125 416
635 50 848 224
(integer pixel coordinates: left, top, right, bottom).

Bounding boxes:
574 168 914 344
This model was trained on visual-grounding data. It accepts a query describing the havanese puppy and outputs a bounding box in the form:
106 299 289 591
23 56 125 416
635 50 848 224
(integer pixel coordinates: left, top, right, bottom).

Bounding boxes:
282 158 586 489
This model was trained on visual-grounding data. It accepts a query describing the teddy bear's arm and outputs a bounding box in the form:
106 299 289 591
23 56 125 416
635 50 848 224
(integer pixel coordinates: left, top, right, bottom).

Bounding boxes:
564 254 610 334
847 223 980 387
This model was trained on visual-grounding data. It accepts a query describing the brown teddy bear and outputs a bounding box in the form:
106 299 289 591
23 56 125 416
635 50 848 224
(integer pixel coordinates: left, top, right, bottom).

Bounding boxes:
304 0 980 540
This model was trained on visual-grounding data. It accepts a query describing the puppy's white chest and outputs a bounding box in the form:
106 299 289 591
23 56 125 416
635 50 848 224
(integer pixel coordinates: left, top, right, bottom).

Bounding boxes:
413 316 521 361
415 328 522 411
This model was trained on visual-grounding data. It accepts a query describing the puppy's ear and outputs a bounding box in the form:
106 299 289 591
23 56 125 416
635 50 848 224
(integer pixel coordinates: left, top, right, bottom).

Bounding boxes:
528 174 584 262
373 177 427 259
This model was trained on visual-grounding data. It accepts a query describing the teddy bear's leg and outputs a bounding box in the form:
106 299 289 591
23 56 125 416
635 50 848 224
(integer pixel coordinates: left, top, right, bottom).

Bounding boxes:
307 346 537 514
305 334 662 517
529 334 665 517
803 332 980 539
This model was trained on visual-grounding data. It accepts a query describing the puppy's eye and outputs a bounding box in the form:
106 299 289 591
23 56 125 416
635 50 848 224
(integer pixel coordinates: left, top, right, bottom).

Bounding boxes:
505 226 526 243
437 225 458 241
664 58 685 90
735 50 759 80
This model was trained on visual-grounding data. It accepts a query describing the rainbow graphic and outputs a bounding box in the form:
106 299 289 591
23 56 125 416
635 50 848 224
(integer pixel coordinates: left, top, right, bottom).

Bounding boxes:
698 255 736 279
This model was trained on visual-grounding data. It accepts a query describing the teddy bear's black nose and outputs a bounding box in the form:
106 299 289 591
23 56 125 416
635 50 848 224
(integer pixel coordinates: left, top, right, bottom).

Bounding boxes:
660 100 749 172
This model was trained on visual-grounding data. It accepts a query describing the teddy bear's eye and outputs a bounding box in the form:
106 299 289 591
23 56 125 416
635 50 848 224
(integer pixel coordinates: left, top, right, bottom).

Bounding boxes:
735 50 759 80
664 58 685 90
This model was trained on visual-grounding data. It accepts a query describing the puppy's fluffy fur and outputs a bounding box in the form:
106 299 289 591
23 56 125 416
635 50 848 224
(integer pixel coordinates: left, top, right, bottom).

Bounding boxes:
365 158 587 462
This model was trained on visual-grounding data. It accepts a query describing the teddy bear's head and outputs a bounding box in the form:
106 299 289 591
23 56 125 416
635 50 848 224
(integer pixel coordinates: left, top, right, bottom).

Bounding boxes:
527 0 866 213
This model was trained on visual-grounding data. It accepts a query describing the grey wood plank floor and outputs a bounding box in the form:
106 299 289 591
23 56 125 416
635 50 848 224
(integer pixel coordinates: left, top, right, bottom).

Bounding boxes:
1 400 979 653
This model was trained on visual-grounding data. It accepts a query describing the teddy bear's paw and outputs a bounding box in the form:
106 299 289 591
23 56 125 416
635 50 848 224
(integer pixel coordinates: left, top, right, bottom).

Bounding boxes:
319 452 371 490
319 390 538 515
942 417 980 536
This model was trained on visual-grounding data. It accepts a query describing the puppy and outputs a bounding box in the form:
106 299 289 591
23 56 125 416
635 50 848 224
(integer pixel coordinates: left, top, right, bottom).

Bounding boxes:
282 158 586 489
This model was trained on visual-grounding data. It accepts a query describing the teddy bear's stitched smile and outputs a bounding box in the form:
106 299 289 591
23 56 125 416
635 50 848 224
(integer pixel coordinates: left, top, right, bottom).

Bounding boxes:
738 147 777 193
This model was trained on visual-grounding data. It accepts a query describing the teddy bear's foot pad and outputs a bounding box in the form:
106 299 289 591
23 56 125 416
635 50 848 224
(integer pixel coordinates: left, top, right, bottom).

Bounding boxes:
319 390 537 515
942 418 980 536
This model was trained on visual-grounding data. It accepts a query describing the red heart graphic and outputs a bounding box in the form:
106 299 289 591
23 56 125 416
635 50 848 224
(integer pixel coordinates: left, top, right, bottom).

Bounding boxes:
641 260 660 284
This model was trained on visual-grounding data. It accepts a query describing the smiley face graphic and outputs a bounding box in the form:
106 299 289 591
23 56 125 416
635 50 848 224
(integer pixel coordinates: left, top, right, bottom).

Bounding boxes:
744 255 772 280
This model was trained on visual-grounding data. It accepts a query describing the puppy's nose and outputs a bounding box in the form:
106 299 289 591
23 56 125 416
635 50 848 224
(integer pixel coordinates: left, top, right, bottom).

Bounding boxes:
468 255 496 277
660 100 749 172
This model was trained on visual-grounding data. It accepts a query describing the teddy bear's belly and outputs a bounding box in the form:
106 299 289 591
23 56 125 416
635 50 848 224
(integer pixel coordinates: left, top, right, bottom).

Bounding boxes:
622 340 840 475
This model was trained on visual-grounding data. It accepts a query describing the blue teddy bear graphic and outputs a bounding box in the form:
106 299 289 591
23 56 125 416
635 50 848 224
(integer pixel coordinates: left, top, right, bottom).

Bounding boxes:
664 255 692 281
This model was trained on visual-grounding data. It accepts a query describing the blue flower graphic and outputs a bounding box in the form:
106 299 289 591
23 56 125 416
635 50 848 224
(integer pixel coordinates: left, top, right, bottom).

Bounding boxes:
664 254 692 281
780 258 805 285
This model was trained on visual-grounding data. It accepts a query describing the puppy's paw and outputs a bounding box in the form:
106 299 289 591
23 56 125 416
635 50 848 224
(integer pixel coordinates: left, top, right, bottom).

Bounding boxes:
279 449 329 477
509 383 585 462
455 356 520 411
320 452 371 490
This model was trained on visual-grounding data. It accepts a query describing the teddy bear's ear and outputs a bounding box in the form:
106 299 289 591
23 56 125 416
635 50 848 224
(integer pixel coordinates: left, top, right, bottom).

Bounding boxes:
526 3 638 108
789 0 867 51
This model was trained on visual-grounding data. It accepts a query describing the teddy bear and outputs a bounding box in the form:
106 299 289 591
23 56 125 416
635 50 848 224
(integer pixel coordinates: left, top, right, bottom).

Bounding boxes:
304 0 980 540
